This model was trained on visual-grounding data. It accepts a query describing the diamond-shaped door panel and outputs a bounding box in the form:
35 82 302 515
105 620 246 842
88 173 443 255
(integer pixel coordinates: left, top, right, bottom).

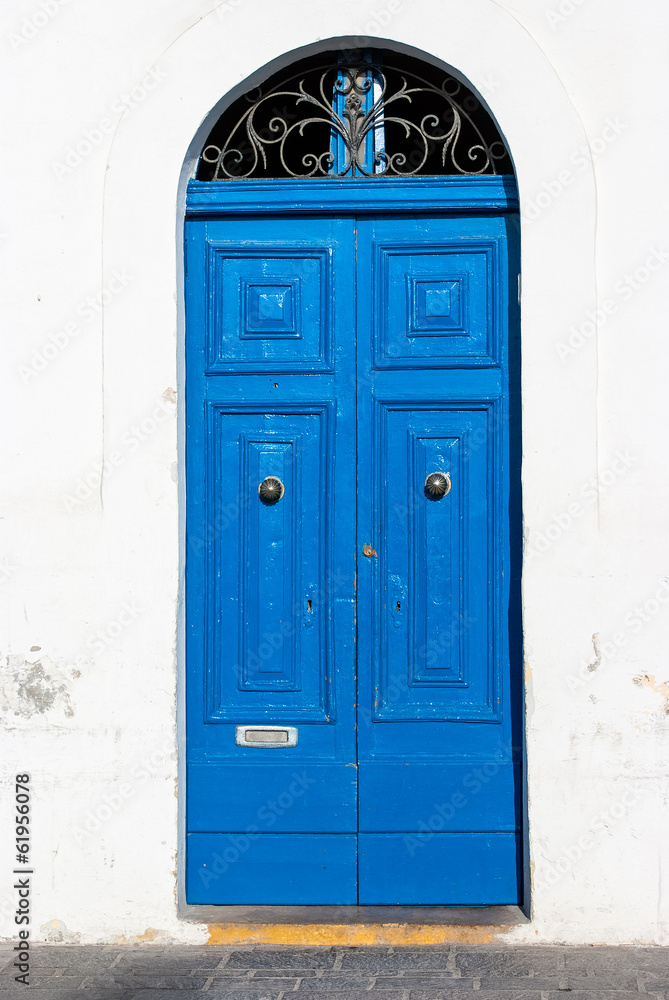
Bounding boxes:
374 243 497 367
206 247 331 372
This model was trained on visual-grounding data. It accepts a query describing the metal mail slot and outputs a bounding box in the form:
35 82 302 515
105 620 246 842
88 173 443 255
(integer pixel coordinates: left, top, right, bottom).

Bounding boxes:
235 725 298 748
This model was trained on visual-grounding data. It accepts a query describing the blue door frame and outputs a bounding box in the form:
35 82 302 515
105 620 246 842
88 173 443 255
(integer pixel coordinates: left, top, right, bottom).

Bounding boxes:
184 176 522 906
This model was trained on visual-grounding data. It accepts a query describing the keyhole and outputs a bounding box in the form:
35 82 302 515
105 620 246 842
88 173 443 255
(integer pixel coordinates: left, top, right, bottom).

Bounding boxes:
307 599 312 611
396 601 401 612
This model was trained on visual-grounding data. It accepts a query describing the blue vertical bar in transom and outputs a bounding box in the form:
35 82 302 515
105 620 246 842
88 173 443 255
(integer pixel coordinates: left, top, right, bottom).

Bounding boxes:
330 51 384 176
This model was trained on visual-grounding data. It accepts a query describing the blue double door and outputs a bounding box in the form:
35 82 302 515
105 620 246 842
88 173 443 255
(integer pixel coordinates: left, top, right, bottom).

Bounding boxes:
185 198 521 905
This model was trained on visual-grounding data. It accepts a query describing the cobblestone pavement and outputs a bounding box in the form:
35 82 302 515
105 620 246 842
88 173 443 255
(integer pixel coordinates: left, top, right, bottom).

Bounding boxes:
0 945 668 999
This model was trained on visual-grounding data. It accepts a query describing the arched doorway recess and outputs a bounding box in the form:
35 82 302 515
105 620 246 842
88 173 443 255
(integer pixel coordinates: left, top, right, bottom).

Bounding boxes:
184 47 522 907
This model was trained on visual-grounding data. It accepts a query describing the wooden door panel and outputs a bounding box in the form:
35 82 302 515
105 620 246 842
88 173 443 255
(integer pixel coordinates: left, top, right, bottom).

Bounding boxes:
358 833 520 905
188 762 357 833
372 402 497 723
357 762 520 832
185 215 357 901
373 242 498 367
356 214 520 905
205 246 332 373
204 405 332 722
188 833 358 905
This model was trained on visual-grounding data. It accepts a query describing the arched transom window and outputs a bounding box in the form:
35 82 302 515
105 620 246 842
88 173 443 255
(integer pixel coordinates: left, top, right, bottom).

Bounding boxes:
197 48 513 180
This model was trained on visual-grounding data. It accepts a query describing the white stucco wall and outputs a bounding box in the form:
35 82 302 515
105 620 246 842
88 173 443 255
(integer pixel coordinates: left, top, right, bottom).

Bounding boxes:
1 0 668 945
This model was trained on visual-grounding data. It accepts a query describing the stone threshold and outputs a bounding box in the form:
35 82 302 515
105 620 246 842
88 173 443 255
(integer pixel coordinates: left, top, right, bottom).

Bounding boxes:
178 905 528 945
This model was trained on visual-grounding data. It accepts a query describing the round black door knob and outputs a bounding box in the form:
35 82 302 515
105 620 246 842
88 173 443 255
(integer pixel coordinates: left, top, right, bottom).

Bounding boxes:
258 476 285 504
424 472 451 499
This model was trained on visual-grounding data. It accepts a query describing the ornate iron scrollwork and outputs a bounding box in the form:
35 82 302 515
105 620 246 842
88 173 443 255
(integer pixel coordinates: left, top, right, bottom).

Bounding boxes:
198 50 512 181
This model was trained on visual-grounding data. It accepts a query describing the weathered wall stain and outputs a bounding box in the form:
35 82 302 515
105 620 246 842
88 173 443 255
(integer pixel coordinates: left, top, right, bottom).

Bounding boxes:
40 919 82 943
587 633 602 672
1 652 77 718
633 672 669 715
108 928 179 945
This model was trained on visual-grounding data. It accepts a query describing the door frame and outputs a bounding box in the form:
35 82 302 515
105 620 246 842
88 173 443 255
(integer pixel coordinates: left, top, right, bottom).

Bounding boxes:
184 176 519 216
182 173 527 923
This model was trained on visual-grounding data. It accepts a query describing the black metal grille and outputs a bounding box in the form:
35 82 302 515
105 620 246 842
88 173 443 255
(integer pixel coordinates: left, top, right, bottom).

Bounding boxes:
196 49 513 180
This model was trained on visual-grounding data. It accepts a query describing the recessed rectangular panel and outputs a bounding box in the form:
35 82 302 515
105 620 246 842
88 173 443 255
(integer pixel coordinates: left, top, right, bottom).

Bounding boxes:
188 833 358 904
188 763 357 832
206 247 331 372
358 833 520 904
358 762 520 832
374 243 496 367
206 405 332 722
375 403 498 721
241 437 298 690
410 434 463 687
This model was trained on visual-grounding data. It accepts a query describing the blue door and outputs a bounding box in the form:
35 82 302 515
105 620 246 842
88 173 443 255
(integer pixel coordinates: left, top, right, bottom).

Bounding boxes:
185 180 521 906
355 212 521 904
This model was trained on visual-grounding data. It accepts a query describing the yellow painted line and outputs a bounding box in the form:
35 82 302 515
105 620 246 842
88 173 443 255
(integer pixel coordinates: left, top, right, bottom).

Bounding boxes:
207 923 509 946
